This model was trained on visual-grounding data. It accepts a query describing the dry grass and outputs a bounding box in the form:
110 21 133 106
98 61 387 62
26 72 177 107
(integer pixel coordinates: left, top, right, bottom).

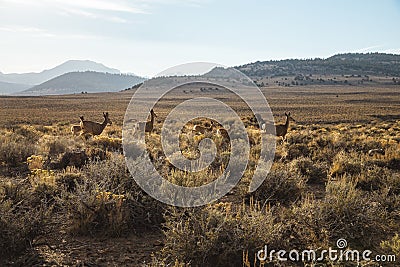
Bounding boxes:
1 81 400 265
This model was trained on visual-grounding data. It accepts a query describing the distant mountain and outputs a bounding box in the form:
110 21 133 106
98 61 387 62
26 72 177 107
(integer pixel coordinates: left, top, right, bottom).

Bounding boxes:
0 81 32 95
235 53 400 78
0 60 121 86
19 71 146 95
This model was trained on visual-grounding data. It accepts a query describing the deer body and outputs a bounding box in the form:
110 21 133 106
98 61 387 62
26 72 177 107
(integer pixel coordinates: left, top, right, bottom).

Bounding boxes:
80 112 112 136
71 125 81 135
216 128 230 150
71 116 84 135
216 128 229 139
275 112 295 141
137 109 157 133
192 121 215 135
368 148 385 156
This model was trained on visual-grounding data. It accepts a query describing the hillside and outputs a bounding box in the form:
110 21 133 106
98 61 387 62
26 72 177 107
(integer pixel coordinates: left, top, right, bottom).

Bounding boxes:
0 60 121 86
19 71 145 95
0 81 32 95
235 53 400 78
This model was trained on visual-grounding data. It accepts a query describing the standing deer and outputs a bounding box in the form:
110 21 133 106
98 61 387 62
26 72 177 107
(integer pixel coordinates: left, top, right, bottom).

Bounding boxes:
71 116 84 135
71 116 83 136
80 112 112 138
254 113 267 132
275 112 296 143
136 109 157 133
216 127 230 150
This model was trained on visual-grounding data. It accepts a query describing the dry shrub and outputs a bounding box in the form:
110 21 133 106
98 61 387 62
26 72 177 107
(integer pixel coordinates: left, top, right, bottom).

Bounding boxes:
311 135 334 149
284 143 310 160
159 202 284 267
37 135 76 156
29 169 60 208
88 136 122 152
61 182 130 236
381 234 400 259
355 166 393 192
27 154 46 170
58 153 165 236
12 125 41 143
146 258 191 267
290 157 327 184
321 179 387 247
281 181 390 255
0 134 35 167
85 147 107 161
278 194 330 251
56 169 85 192
250 167 305 205
385 145 400 170
286 131 313 145
0 179 49 261
330 151 363 177
57 150 88 169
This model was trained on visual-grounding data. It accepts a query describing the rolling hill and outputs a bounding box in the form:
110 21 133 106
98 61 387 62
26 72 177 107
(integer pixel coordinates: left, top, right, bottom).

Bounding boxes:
0 81 32 95
235 53 400 78
19 71 145 95
0 60 123 94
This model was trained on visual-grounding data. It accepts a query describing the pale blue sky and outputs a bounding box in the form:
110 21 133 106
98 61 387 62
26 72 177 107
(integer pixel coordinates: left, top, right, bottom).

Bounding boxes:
0 0 399 76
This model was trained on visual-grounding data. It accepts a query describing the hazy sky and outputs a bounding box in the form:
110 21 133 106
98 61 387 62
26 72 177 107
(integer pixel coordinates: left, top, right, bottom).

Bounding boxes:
1 0 399 76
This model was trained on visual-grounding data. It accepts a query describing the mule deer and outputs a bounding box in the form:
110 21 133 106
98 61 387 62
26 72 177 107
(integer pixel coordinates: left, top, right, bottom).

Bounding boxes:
275 112 295 142
192 120 216 135
136 109 157 133
71 125 81 135
71 116 83 135
80 112 112 137
216 128 230 150
255 113 268 132
368 148 385 157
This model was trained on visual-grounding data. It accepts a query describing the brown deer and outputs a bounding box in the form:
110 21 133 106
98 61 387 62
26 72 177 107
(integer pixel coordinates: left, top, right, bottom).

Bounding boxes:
80 112 112 137
368 148 385 157
275 112 296 142
192 120 216 135
216 128 230 150
136 109 157 133
71 125 81 135
71 116 84 135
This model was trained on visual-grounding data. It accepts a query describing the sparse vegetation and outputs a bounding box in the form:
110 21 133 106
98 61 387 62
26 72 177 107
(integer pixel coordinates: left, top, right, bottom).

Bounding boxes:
0 78 399 266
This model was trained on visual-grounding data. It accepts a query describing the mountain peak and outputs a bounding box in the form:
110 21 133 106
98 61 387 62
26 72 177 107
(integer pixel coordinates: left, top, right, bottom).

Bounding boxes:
0 60 123 86
46 60 121 75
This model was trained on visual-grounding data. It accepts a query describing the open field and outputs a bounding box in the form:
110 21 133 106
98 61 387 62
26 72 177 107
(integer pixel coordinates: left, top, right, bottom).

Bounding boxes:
1 82 400 127
1 80 400 266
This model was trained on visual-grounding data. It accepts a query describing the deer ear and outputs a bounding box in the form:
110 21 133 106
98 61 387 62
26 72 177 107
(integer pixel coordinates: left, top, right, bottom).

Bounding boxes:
288 112 291 116
285 112 287 116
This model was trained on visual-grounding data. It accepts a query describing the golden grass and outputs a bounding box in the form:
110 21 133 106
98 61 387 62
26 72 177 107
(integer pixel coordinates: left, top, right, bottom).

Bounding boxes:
1 82 400 265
